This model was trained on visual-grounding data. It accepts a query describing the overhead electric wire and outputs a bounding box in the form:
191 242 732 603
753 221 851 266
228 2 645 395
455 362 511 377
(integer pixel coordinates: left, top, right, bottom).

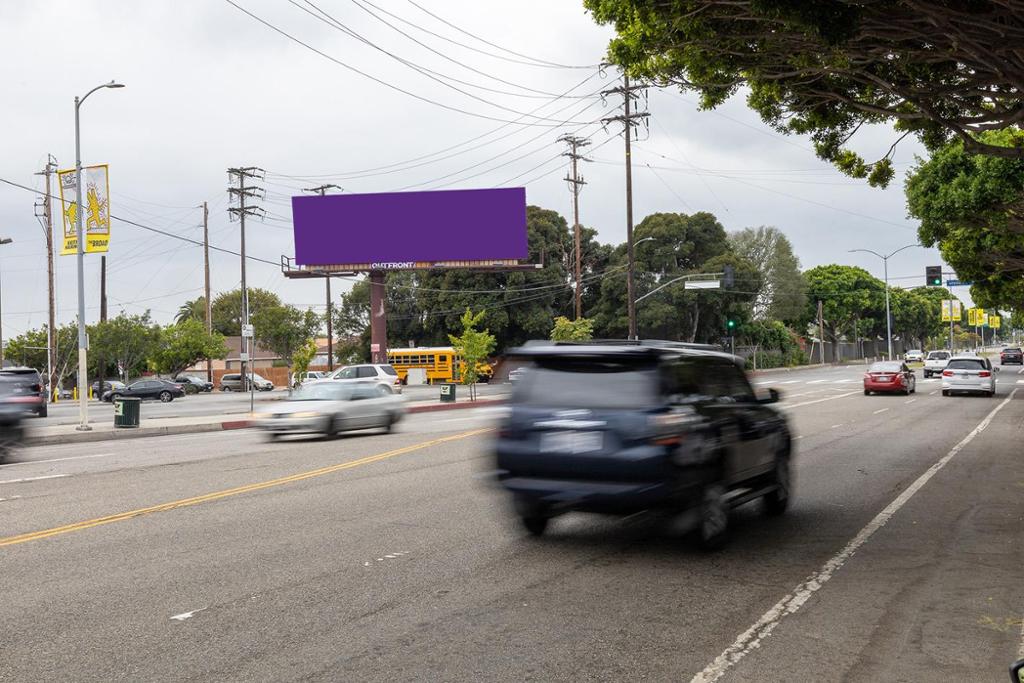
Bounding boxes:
223 0 597 127
359 0 590 69
301 0 590 99
404 0 598 69
395 98 610 190
263 70 604 181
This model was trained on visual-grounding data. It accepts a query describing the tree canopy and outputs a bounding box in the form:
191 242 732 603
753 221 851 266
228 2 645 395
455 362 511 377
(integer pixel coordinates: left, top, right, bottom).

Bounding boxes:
149 320 228 376
586 1 1024 186
907 128 1024 309
729 226 806 322
211 288 282 336
802 265 885 345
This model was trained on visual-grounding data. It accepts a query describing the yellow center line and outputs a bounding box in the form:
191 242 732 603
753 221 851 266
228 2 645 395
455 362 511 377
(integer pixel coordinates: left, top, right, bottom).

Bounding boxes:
0 428 491 549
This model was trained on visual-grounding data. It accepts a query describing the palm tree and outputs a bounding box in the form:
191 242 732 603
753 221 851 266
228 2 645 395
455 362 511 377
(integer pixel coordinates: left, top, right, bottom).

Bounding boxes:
176 296 206 324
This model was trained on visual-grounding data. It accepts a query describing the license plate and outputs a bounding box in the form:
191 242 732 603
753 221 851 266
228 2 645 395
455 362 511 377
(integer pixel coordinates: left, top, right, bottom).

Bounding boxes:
540 431 603 454
877 375 890 382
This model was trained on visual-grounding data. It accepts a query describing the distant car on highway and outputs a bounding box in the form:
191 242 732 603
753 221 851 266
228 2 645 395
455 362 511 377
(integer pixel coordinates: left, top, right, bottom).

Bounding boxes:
91 379 125 397
293 371 326 387
904 349 924 363
999 347 1022 365
493 341 792 548
922 350 951 378
252 381 404 439
175 375 214 393
220 373 274 392
941 356 998 396
316 364 403 394
863 361 916 395
0 367 47 417
103 378 185 403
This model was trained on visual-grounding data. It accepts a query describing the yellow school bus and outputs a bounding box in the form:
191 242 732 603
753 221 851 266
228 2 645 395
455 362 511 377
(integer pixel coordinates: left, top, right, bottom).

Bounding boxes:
387 347 492 384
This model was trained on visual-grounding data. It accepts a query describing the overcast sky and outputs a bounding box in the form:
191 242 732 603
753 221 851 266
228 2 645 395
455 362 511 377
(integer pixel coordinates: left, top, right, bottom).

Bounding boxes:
0 0 959 339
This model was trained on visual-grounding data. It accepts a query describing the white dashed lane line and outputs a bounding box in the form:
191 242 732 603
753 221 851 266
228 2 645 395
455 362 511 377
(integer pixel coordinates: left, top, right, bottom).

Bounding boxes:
0 474 68 485
872 408 889 414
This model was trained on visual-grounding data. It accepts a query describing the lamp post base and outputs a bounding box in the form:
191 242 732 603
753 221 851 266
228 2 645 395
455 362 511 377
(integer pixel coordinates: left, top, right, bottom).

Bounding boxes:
75 424 93 432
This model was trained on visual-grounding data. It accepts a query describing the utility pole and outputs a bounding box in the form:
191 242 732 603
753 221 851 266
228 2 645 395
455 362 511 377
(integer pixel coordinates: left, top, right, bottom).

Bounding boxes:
227 167 265 414
559 134 590 320
202 201 212 383
100 256 107 322
302 184 341 371
603 73 649 340
818 300 825 364
34 156 58 400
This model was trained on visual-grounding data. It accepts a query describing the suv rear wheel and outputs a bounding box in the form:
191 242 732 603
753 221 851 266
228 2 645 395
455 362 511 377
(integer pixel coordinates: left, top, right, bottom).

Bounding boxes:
522 516 548 536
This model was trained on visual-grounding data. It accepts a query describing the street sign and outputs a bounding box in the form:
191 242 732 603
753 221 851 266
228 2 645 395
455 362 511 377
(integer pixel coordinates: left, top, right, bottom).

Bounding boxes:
946 279 972 287
686 279 721 290
990 315 1001 329
240 351 249 361
241 324 254 338
370 343 380 353
940 300 961 322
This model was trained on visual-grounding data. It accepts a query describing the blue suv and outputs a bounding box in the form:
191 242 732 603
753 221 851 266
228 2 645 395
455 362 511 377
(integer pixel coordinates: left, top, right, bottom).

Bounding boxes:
493 342 792 548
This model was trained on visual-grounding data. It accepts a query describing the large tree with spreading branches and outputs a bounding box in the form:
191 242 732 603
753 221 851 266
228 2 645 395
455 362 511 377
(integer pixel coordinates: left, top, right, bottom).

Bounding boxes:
585 1 1024 186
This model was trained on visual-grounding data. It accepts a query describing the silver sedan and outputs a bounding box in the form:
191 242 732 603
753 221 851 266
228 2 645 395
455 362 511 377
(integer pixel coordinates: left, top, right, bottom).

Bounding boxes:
252 382 405 439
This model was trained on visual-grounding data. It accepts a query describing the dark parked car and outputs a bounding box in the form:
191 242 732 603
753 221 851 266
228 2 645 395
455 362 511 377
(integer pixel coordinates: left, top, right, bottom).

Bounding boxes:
91 379 125 397
103 378 185 403
492 342 792 548
0 376 28 461
175 375 214 394
0 367 47 417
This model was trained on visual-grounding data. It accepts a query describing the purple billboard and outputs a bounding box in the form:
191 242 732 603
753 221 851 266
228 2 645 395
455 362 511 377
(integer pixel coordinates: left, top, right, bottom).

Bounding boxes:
291 187 527 267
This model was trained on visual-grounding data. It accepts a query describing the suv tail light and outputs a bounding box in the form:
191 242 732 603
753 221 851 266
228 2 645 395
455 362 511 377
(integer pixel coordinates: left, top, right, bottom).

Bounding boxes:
979 371 991 377
942 370 953 377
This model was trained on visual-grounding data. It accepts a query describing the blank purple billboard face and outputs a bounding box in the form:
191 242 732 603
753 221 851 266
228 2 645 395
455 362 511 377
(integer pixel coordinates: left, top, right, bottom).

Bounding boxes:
291 187 528 267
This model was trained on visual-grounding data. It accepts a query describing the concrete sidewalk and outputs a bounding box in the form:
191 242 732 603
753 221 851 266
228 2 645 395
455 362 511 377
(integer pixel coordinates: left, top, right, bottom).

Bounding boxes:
25 394 507 446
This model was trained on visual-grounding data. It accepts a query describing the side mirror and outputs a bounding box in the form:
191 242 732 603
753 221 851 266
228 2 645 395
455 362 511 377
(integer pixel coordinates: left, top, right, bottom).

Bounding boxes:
1010 658 1024 682
758 388 781 404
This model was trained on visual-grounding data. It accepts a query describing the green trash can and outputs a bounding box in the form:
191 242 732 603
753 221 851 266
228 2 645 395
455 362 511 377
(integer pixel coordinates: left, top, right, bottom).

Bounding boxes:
440 383 457 403
113 396 141 428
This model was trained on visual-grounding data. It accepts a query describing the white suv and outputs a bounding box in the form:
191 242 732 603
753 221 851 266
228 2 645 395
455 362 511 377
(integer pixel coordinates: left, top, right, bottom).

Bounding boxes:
922 350 951 378
320 364 403 394
904 349 924 362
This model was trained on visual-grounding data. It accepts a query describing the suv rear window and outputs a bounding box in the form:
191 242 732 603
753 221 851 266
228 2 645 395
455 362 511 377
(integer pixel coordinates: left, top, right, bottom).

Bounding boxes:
515 358 659 409
927 352 949 360
380 365 398 376
947 359 985 370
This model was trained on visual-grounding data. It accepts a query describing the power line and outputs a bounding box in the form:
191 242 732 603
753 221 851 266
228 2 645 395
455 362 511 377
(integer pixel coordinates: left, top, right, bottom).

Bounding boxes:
263 71 604 181
223 0 598 127
403 0 598 69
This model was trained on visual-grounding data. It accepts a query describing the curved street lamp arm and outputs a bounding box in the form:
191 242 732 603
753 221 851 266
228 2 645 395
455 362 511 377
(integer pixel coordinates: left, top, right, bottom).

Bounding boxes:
885 243 921 259
848 248 885 260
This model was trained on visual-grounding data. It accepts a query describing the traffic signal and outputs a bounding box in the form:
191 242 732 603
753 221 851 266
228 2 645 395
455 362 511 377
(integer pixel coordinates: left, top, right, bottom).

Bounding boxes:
722 264 735 288
926 266 942 286
726 317 738 332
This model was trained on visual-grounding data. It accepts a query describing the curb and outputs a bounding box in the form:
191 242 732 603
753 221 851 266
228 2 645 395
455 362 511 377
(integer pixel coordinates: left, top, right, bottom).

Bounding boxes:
25 419 251 447
749 363 828 377
24 399 506 446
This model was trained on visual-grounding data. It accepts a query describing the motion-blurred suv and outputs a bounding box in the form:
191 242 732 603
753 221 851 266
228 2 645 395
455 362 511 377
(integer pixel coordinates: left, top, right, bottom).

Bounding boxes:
1000 347 1022 365
317 364 403 394
0 367 46 417
492 341 792 548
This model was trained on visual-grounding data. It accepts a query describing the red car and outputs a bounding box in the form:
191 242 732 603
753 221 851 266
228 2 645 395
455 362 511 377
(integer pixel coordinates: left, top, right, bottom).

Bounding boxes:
863 361 916 395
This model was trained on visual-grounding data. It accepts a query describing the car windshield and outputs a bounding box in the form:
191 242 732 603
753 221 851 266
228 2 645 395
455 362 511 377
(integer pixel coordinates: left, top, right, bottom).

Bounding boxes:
947 359 986 370
515 357 659 409
292 383 355 401
869 362 902 372
1003 348 1021 352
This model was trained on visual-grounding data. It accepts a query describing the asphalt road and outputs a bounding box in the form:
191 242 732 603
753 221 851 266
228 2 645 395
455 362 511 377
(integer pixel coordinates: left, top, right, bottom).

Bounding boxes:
40 382 511 426
2 362 1023 682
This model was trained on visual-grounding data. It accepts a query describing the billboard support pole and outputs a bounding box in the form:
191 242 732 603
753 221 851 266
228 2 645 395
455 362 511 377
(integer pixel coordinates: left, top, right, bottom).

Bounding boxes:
369 270 387 364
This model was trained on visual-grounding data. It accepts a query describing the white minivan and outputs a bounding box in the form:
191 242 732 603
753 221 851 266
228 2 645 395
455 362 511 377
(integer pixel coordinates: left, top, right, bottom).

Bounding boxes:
941 355 998 397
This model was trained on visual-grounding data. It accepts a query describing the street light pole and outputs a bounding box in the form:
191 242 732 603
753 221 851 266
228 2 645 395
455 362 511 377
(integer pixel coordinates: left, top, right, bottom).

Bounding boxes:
0 237 12 366
849 243 919 361
73 80 124 431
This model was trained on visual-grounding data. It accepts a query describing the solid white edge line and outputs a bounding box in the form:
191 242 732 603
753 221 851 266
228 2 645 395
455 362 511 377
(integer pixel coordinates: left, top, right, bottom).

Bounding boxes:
689 388 1018 683
0 453 113 469
0 474 68 485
